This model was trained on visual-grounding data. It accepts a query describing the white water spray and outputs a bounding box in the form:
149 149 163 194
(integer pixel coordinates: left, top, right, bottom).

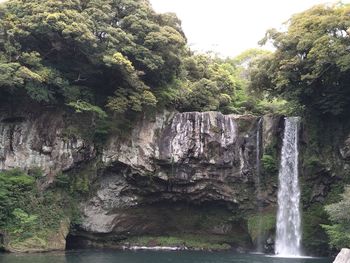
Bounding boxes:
275 117 302 257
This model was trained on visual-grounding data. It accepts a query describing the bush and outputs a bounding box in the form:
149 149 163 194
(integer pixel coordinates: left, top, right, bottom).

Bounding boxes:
0 169 35 227
322 186 350 249
0 169 75 246
322 224 350 249
302 205 330 255
261 154 278 175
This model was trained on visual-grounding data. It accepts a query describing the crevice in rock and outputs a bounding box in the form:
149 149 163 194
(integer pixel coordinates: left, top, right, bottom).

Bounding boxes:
66 234 91 250
1 117 26 123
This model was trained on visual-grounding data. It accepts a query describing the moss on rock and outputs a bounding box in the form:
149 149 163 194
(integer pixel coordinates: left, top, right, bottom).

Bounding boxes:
247 210 276 246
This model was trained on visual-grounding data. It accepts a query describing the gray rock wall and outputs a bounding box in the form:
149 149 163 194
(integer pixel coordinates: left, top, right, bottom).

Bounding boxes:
81 112 271 235
0 109 95 186
0 107 283 248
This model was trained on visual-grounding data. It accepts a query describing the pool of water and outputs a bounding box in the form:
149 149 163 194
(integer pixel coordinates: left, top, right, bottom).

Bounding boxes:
0 250 332 263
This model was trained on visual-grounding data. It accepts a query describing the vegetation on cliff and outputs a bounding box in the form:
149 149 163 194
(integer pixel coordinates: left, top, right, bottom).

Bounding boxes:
323 186 350 249
248 2 350 252
0 0 184 113
0 169 76 251
249 3 350 117
0 0 350 254
0 0 286 119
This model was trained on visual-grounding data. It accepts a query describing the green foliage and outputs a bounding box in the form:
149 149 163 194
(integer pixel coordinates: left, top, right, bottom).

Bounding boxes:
54 173 70 189
0 0 288 127
181 78 220 111
302 205 330 255
0 169 75 246
325 186 350 222
0 0 185 114
106 52 135 73
53 163 97 196
304 156 322 170
322 224 350 249
70 173 90 195
67 100 107 119
261 154 278 175
323 186 350 248
0 169 35 227
255 99 290 115
247 212 276 243
230 49 271 68
178 53 266 114
27 167 44 180
175 49 290 115
11 209 38 235
249 3 350 117
106 87 157 113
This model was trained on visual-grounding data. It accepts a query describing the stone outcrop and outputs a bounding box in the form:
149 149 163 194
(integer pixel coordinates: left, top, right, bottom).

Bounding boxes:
0 105 348 254
0 107 284 251
81 112 264 235
341 135 350 161
0 107 95 186
333 248 350 263
262 114 283 150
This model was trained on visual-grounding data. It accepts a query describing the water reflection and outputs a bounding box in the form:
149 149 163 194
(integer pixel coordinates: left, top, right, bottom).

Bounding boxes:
0 250 331 263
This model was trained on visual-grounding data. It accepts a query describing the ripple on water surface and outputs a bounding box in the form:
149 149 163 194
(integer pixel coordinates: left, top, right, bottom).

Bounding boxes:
0 250 332 263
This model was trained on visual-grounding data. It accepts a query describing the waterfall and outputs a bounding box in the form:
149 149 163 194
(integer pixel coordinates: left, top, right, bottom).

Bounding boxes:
255 118 263 252
275 117 302 257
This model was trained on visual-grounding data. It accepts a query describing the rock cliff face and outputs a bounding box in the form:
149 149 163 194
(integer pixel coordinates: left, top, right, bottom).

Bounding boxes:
74 112 286 249
1 106 350 253
0 107 284 250
82 113 260 232
100 112 258 203
0 107 95 187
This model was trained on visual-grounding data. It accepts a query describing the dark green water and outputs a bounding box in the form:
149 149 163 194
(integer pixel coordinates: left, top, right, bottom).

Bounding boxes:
0 250 332 263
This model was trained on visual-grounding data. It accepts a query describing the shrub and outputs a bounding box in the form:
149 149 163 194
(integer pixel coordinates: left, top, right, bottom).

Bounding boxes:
322 186 350 249
261 154 278 175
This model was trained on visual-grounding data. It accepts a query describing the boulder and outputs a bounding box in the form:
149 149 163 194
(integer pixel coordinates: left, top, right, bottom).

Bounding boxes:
333 248 350 263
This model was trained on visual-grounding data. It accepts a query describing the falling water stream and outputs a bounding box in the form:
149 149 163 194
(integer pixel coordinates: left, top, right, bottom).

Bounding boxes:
275 117 302 257
255 117 263 252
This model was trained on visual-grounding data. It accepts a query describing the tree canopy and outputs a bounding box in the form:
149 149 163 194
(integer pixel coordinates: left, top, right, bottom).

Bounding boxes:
0 0 187 114
249 3 350 116
0 0 282 118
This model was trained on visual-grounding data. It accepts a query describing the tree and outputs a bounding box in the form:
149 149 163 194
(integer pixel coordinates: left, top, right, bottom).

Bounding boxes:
179 53 242 113
249 3 350 116
323 186 350 249
0 0 186 114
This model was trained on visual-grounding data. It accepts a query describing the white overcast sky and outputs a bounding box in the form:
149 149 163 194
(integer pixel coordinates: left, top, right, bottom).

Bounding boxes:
0 0 348 57
150 0 349 57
